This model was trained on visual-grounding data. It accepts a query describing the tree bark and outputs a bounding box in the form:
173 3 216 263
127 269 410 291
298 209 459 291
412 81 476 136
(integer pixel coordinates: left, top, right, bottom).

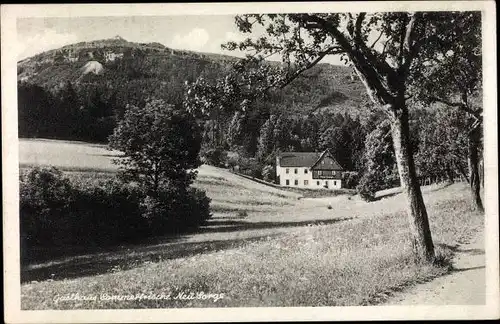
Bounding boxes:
468 128 484 212
390 108 435 263
456 162 470 184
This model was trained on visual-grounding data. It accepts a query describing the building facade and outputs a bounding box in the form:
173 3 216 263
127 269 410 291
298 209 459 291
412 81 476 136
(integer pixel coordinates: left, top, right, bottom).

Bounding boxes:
276 150 344 189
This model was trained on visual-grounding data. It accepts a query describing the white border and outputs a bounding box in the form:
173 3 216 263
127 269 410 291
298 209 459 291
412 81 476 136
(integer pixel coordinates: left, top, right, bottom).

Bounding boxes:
2 2 498 323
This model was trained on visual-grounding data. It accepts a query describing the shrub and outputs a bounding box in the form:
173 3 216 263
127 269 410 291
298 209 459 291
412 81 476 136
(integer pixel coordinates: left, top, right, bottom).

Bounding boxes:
262 164 275 183
238 157 263 179
72 178 147 246
342 171 360 189
143 186 212 235
200 147 228 168
226 155 239 171
20 167 77 248
20 167 211 255
356 176 377 202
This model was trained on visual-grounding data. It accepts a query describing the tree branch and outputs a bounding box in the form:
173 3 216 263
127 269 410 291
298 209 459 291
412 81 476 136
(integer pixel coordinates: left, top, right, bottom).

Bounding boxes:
369 30 384 49
279 48 344 89
428 95 482 119
354 13 366 47
300 14 396 106
399 12 418 73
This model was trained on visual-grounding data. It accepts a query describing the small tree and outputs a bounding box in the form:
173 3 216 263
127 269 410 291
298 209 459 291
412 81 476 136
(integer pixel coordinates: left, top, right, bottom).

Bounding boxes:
108 99 202 195
357 120 398 201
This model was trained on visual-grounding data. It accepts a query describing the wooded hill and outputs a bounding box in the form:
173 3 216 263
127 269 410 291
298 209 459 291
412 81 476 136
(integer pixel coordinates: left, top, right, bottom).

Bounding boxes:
18 36 367 119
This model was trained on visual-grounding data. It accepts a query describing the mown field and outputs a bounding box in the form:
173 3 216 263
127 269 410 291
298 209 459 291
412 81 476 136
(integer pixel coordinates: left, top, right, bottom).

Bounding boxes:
19 139 484 309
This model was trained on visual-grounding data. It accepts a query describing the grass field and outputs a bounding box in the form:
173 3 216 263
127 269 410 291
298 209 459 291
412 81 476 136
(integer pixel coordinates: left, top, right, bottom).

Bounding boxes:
18 138 484 309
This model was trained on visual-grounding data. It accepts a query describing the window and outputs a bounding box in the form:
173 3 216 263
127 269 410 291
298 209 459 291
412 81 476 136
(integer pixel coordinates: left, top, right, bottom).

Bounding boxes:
294 168 298 174
325 181 329 188
304 169 308 174
286 168 289 174
304 180 309 185
294 179 298 185
317 181 320 186
334 180 337 186
286 179 290 186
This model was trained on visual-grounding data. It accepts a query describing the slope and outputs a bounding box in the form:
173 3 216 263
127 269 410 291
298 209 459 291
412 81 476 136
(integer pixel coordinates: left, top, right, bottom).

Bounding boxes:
17 36 367 117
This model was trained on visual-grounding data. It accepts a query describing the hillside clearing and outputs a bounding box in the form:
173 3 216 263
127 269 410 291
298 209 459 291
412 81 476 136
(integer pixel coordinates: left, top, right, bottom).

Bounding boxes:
21 183 483 309
19 139 484 309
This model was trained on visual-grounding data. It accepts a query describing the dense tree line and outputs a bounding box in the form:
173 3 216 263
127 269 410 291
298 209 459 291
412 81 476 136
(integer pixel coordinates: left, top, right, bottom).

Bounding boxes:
18 81 118 143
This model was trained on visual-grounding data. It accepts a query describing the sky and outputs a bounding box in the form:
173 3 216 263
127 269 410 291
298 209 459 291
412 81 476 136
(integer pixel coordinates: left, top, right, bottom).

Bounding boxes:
16 15 344 65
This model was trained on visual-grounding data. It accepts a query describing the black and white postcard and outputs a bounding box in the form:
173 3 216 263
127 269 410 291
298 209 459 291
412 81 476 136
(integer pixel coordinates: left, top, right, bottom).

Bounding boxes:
2 2 498 322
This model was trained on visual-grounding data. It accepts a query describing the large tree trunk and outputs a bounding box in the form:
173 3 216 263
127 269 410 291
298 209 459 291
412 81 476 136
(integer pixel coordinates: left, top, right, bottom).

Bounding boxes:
391 108 436 263
468 128 484 212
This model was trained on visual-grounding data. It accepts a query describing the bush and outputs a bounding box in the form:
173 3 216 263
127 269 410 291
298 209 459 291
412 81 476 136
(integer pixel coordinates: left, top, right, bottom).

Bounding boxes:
200 147 228 168
143 186 212 235
20 167 74 247
72 178 147 246
356 172 379 201
262 164 275 182
226 155 239 171
20 167 211 254
238 157 263 179
342 171 360 189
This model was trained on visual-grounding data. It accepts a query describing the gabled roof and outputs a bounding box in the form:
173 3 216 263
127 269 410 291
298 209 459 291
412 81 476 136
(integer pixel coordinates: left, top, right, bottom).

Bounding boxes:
277 150 344 170
310 150 344 170
277 152 322 167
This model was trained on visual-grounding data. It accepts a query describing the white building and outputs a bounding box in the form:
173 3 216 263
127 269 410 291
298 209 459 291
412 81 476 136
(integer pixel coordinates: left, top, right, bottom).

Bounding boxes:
276 150 344 189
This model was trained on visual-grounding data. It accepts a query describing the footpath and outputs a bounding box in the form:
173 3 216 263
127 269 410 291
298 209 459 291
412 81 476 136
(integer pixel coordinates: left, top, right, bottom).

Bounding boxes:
385 231 485 305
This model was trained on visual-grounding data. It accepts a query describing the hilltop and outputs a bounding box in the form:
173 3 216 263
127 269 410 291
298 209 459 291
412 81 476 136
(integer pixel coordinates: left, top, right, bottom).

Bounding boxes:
17 36 367 116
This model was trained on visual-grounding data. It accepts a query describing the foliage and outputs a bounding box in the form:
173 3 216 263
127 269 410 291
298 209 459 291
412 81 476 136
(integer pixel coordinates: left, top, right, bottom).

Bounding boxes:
18 37 366 146
414 105 469 182
20 167 74 246
184 67 274 152
342 171 360 189
224 12 481 261
200 147 228 168
262 164 276 183
18 81 119 143
108 99 202 194
237 156 263 178
357 120 398 201
20 167 211 254
140 185 212 235
20 167 145 249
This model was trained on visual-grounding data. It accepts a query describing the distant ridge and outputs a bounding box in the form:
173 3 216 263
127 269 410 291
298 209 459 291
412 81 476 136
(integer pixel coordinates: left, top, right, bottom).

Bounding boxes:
17 37 367 118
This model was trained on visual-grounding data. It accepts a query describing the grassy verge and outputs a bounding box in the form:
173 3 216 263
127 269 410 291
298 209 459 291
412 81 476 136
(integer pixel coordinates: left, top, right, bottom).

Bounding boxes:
21 183 483 309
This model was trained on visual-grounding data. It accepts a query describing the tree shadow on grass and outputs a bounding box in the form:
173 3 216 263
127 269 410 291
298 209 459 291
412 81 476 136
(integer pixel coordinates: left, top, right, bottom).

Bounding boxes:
436 242 485 273
373 182 455 201
437 243 485 256
372 191 401 201
22 216 352 283
199 217 352 234
21 234 280 283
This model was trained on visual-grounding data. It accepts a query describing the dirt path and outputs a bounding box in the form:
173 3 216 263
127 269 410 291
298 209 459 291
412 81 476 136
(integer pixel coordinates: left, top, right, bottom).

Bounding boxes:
385 230 485 305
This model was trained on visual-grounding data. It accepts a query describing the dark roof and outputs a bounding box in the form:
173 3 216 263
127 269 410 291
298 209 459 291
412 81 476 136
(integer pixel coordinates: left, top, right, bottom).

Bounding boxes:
278 152 322 167
278 151 344 170
311 151 344 170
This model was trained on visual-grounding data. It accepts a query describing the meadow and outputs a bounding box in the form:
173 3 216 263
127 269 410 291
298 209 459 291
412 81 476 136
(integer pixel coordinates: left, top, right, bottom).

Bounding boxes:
18 139 484 309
